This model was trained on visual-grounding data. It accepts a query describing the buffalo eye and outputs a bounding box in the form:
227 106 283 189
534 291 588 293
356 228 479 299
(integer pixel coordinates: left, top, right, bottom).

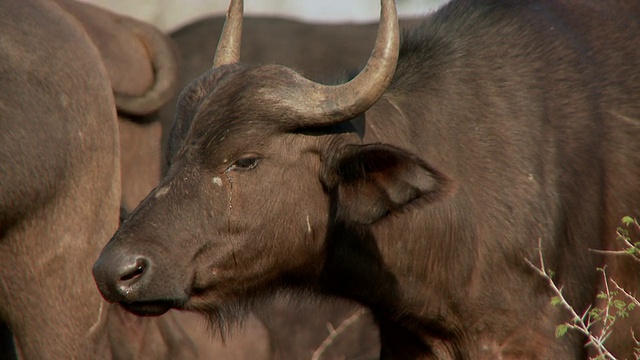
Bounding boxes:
228 156 260 171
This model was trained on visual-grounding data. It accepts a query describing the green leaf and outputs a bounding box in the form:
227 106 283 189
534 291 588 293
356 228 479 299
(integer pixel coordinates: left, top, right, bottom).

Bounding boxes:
619 229 630 238
613 299 627 310
590 308 603 317
555 324 569 338
551 296 563 306
622 216 635 226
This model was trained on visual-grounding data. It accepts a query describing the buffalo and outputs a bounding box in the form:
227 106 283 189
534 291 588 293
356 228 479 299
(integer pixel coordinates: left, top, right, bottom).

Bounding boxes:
0 1 297 358
94 0 640 358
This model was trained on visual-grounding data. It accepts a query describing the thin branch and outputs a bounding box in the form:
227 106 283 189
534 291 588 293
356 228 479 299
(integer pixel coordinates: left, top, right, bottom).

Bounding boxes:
589 248 640 264
632 330 640 359
590 219 640 264
311 308 367 360
600 268 613 331
525 240 618 360
611 279 640 308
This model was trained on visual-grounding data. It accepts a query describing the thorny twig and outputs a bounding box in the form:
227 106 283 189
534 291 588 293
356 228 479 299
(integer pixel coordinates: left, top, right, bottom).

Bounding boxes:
611 279 640 309
599 268 614 337
525 239 618 360
633 331 640 360
591 219 640 264
311 308 367 360
610 278 640 357
590 245 640 264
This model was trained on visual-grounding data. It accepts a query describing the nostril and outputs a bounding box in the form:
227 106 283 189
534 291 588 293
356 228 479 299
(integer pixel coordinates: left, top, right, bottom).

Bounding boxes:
94 252 154 302
118 257 148 286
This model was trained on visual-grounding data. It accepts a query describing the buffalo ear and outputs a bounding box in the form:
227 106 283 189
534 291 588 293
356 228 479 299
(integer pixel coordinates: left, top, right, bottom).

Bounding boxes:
322 144 451 225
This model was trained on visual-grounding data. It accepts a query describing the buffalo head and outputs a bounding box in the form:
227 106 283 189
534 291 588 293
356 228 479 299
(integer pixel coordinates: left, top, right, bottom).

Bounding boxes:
93 0 450 319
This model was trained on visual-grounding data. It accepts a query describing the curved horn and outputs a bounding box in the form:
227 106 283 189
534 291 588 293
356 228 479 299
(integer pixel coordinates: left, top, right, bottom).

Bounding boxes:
270 0 399 126
213 0 243 68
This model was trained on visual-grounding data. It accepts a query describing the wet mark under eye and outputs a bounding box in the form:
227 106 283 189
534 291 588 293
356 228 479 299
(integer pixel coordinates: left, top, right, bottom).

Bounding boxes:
225 171 239 268
225 170 234 232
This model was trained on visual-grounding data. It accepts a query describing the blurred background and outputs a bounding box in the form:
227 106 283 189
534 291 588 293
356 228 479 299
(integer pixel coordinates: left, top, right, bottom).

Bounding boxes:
80 0 448 32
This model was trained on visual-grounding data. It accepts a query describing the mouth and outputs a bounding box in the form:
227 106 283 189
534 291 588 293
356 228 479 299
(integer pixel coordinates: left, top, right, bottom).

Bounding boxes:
117 300 180 317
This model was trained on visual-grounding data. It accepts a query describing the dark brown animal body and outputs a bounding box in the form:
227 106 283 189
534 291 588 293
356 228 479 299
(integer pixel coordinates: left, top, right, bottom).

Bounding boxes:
94 0 640 359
